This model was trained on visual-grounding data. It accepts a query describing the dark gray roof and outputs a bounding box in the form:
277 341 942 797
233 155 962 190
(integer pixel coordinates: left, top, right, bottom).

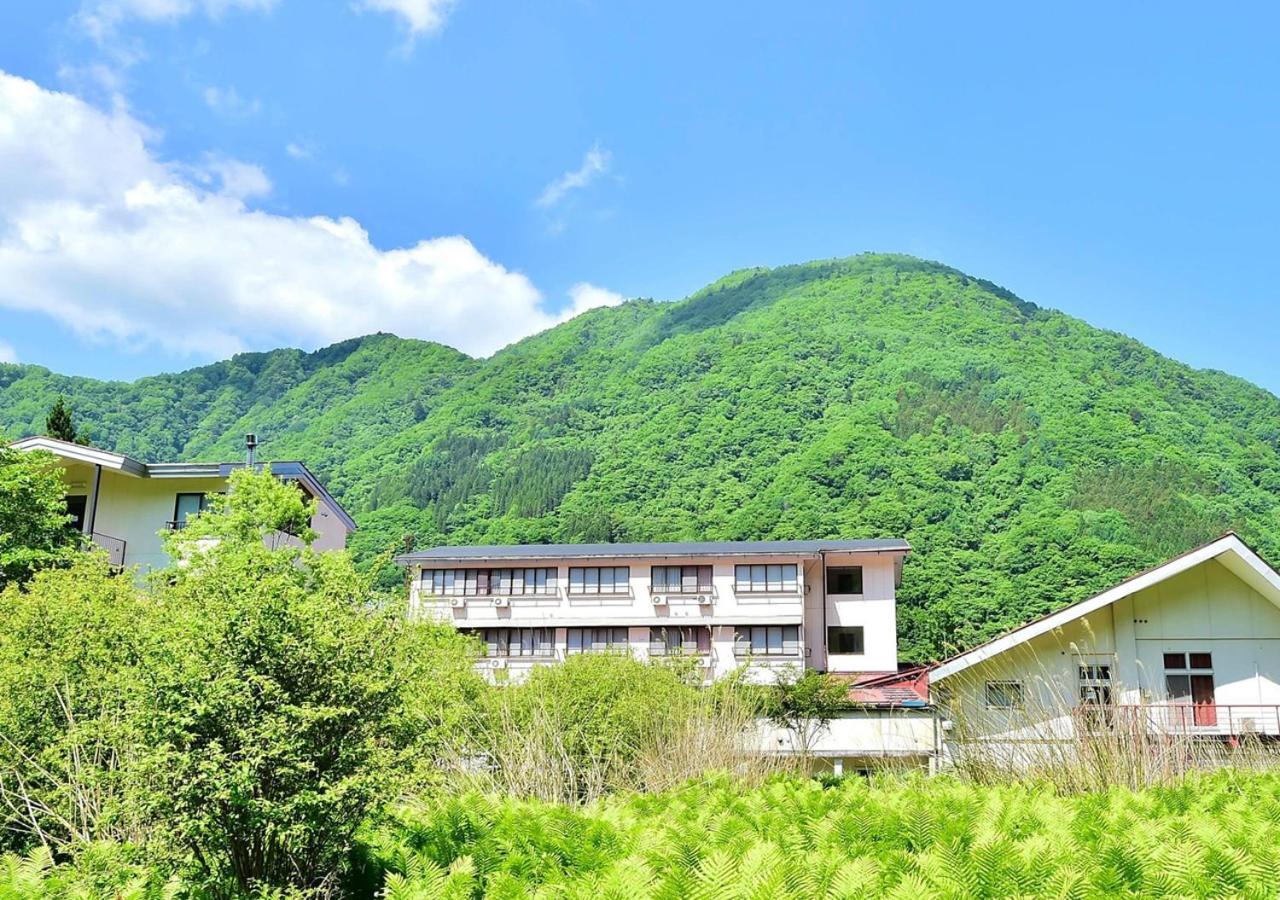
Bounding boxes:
395 538 909 565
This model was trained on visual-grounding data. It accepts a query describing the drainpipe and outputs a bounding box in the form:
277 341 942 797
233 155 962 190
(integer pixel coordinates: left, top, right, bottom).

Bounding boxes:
86 463 102 537
819 550 828 673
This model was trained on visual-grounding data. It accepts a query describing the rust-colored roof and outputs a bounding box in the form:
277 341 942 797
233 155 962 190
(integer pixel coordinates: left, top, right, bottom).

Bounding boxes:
835 666 930 707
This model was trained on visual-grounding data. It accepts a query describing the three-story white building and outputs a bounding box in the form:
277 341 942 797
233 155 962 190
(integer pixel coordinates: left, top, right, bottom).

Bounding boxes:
396 538 909 682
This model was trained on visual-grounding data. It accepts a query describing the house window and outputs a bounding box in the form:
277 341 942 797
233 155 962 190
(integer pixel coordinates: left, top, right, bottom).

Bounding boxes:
1077 662 1115 729
826 567 863 595
475 628 554 658
827 626 865 655
985 681 1023 709
420 568 557 597
649 626 711 656
1164 652 1216 727
733 564 798 593
172 492 208 529
733 625 801 656
566 627 629 654
64 495 88 532
650 565 712 593
567 566 630 595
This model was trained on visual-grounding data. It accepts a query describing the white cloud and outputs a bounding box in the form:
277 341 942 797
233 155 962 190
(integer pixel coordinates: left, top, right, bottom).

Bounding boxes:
0 71 620 361
0 341 16 364
285 141 313 160
202 85 261 118
357 0 457 41
565 283 624 318
537 143 611 208
76 0 277 41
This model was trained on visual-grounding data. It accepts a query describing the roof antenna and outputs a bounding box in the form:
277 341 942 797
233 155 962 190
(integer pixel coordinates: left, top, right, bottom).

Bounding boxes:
245 433 258 467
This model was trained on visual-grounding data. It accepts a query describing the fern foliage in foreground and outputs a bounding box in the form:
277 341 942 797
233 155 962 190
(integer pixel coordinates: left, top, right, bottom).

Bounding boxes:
370 771 1280 899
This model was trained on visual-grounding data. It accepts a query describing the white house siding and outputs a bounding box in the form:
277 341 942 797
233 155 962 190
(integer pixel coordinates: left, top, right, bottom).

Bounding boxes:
755 709 937 767
935 556 1280 754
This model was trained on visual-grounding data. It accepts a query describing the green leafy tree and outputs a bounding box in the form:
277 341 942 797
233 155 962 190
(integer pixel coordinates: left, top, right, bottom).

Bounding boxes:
0 447 79 588
140 467 474 895
44 398 81 444
0 554 150 851
762 668 848 761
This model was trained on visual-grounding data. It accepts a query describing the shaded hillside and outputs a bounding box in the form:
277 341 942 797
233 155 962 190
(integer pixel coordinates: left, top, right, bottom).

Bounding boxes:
4 253 1279 659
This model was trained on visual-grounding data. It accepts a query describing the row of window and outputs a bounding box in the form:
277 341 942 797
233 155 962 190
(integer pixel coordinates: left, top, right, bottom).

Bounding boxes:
984 652 1217 710
462 624 865 659
423 564 864 596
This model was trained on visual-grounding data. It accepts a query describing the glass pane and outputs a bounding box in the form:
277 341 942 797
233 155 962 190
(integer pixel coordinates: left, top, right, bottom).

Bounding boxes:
1189 653 1213 670
175 493 205 524
698 566 713 591
752 565 766 589
766 565 782 591
783 626 800 655
682 567 697 592
767 626 783 654
752 626 766 651
782 565 798 591
1163 652 1186 670
569 569 584 594
1165 674 1190 700
697 627 711 652
585 568 599 592
734 566 749 589
567 629 582 653
443 570 457 594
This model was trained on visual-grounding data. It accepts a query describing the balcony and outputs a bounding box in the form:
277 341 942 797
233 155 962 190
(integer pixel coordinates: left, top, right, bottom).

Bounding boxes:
89 531 126 568
1079 704 1280 738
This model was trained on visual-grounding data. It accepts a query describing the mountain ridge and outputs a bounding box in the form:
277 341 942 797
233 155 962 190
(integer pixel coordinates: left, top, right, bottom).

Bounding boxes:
3 252 1279 659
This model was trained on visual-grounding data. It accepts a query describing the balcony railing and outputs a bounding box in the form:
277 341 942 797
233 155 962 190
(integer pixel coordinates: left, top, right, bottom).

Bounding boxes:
90 531 126 568
1080 704 1280 737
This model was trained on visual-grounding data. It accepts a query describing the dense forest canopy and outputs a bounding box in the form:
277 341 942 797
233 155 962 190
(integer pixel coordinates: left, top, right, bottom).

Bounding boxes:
3 253 1278 660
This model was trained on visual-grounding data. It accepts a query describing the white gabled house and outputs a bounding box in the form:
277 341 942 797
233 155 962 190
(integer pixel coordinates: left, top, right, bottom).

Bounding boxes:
931 533 1280 752
10 435 356 572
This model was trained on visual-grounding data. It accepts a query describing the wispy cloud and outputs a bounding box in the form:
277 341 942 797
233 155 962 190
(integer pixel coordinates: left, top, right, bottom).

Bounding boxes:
0 341 16 364
537 143 611 208
357 0 457 48
75 0 278 42
203 85 261 118
285 141 313 160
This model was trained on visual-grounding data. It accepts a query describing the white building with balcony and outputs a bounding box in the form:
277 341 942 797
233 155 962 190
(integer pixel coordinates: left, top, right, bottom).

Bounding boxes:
396 538 909 682
10 435 355 572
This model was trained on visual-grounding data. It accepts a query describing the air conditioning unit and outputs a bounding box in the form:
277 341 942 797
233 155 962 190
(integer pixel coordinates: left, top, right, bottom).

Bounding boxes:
493 596 510 607
697 594 714 606
488 658 508 670
450 596 466 608
651 593 669 606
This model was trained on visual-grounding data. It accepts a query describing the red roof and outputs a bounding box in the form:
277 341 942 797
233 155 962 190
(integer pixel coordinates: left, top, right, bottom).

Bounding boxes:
836 666 930 707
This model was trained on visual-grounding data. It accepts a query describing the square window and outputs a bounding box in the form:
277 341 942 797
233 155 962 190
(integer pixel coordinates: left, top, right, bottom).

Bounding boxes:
985 681 1023 709
1189 653 1213 670
1163 652 1187 670
828 626 864 654
827 567 864 595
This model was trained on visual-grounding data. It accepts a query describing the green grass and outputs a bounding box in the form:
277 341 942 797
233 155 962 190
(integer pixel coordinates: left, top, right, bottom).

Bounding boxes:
361 770 1280 899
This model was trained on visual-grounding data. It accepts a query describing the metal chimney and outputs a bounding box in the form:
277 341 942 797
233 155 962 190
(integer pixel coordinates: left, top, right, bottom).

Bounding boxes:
245 433 258 466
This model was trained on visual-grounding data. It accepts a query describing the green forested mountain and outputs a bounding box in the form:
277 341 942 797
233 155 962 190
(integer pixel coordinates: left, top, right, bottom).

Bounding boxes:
3 253 1279 660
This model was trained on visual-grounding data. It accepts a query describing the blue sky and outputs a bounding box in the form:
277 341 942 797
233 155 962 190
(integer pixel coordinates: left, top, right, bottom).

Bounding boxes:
1 3 1278 391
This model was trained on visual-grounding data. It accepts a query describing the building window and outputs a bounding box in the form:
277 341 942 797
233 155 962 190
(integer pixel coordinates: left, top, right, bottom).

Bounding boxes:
421 568 558 597
733 564 798 593
649 626 711 656
827 626 865 655
567 566 630 595
172 492 209 529
733 625 801 656
985 680 1023 709
826 566 863 595
473 628 555 658
64 495 88 532
650 565 712 593
1077 662 1115 729
566 627 629 654
1164 652 1216 727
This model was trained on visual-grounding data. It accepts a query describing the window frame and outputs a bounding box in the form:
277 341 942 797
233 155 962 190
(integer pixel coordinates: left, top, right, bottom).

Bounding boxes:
825 566 864 595
420 567 558 597
648 625 712 656
732 624 801 657
565 626 630 654
649 565 713 594
567 566 631 595
985 680 1024 710
733 563 799 594
827 625 865 655
172 492 209 529
476 627 556 658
